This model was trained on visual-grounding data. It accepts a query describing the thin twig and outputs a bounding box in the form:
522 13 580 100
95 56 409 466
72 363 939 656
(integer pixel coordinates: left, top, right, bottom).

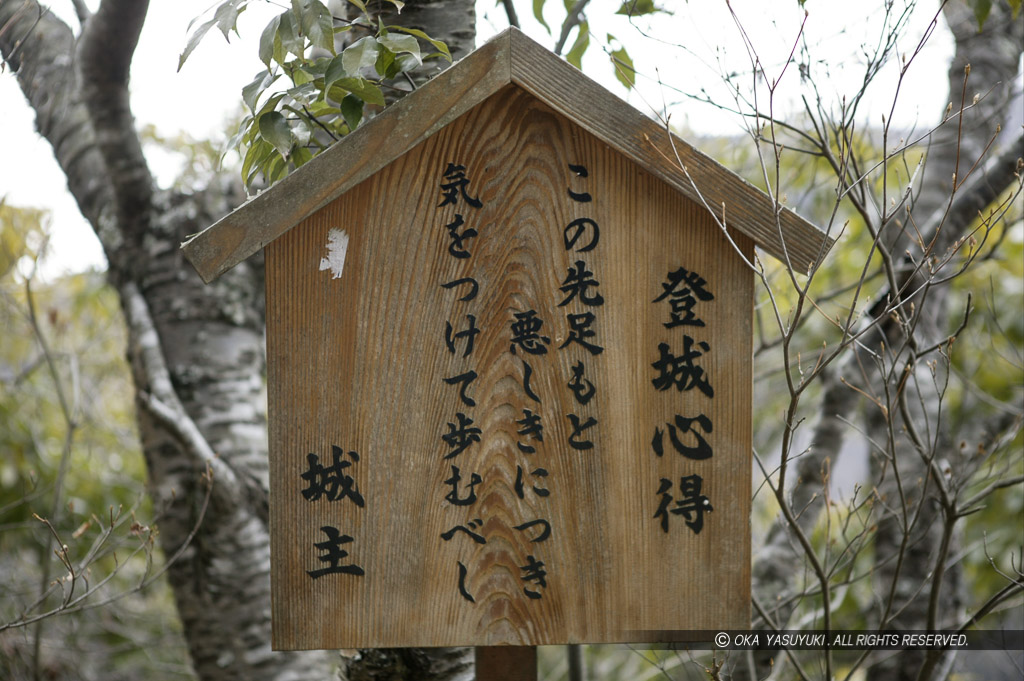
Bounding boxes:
553 0 590 55
70 0 91 25
500 0 519 29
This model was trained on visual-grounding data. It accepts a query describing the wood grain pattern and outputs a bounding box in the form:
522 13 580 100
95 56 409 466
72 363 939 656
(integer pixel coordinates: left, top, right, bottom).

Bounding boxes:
267 86 752 650
184 28 831 284
507 30 828 277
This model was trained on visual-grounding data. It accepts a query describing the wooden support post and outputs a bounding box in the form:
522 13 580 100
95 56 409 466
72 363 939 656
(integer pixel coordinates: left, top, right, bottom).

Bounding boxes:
567 644 583 681
475 646 537 681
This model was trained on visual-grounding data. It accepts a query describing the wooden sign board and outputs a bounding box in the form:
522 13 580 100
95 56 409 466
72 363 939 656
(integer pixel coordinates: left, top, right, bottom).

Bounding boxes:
183 28 832 653
265 84 752 650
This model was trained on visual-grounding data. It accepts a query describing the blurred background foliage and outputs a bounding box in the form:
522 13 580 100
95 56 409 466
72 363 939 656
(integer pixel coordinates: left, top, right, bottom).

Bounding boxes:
0 201 195 680
693 127 1024 679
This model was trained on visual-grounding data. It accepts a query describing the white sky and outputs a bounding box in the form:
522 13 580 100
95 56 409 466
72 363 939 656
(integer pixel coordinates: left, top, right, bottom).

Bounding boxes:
0 0 956 277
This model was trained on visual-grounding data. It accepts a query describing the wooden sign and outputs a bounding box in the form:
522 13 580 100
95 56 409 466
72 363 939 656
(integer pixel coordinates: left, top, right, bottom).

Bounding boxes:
182 28 832 652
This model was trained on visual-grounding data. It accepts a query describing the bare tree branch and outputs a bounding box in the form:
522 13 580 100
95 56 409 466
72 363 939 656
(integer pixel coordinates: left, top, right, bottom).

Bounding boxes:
500 0 519 29
76 0 153 268
554 0 590 55
70 0 90 25
0 1 111 238
921 134 1024 254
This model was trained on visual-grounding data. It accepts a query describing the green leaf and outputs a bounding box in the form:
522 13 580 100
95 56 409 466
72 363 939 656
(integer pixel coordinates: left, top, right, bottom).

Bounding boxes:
291 68 314 86
308 99 341 116
340 93 363 131
242 71 279 113
241 138 274 187
266 152 288 183
615 0 659 15
272 28 286 66
224 115 252 160
1009 0 1021 17
326 84 349 103
258 111 293 157
971 0 992 28
256 92 287 118
533 0 551 32
395 52 421 73
565 21 589 69
282 107 313 147
608 35 635 90
286 83 317 107
178 0 250 70
336 77 384 106
324 54 348 91
383 0 405 10
375 46 397 78
258 15 281 67
379 33 421 63
346 0 368 14
292 146 314 168
277 11 305 58
297 0 335 53
387 25 451 61
305 56 332 76
240 118 258 145
213 0 245 40
178 16 218 71
343 36 380 76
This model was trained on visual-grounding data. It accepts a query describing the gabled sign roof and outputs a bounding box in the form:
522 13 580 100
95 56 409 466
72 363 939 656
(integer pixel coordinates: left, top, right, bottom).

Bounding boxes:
182 27 832 284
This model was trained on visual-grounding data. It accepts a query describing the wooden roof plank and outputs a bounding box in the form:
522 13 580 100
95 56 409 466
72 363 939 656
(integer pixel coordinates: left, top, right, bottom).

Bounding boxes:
507 29 832 274
182 27 833 283
182 31 514 284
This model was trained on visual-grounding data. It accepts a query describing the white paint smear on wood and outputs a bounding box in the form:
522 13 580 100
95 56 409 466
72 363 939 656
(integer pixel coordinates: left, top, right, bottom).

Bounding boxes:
319 228 349 279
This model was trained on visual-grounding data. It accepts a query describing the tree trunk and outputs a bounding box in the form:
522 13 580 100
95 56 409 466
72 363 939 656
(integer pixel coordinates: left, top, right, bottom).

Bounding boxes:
0 0 476 679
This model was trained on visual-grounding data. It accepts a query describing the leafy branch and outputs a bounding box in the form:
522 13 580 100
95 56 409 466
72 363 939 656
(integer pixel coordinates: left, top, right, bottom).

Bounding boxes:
180 0 451 190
